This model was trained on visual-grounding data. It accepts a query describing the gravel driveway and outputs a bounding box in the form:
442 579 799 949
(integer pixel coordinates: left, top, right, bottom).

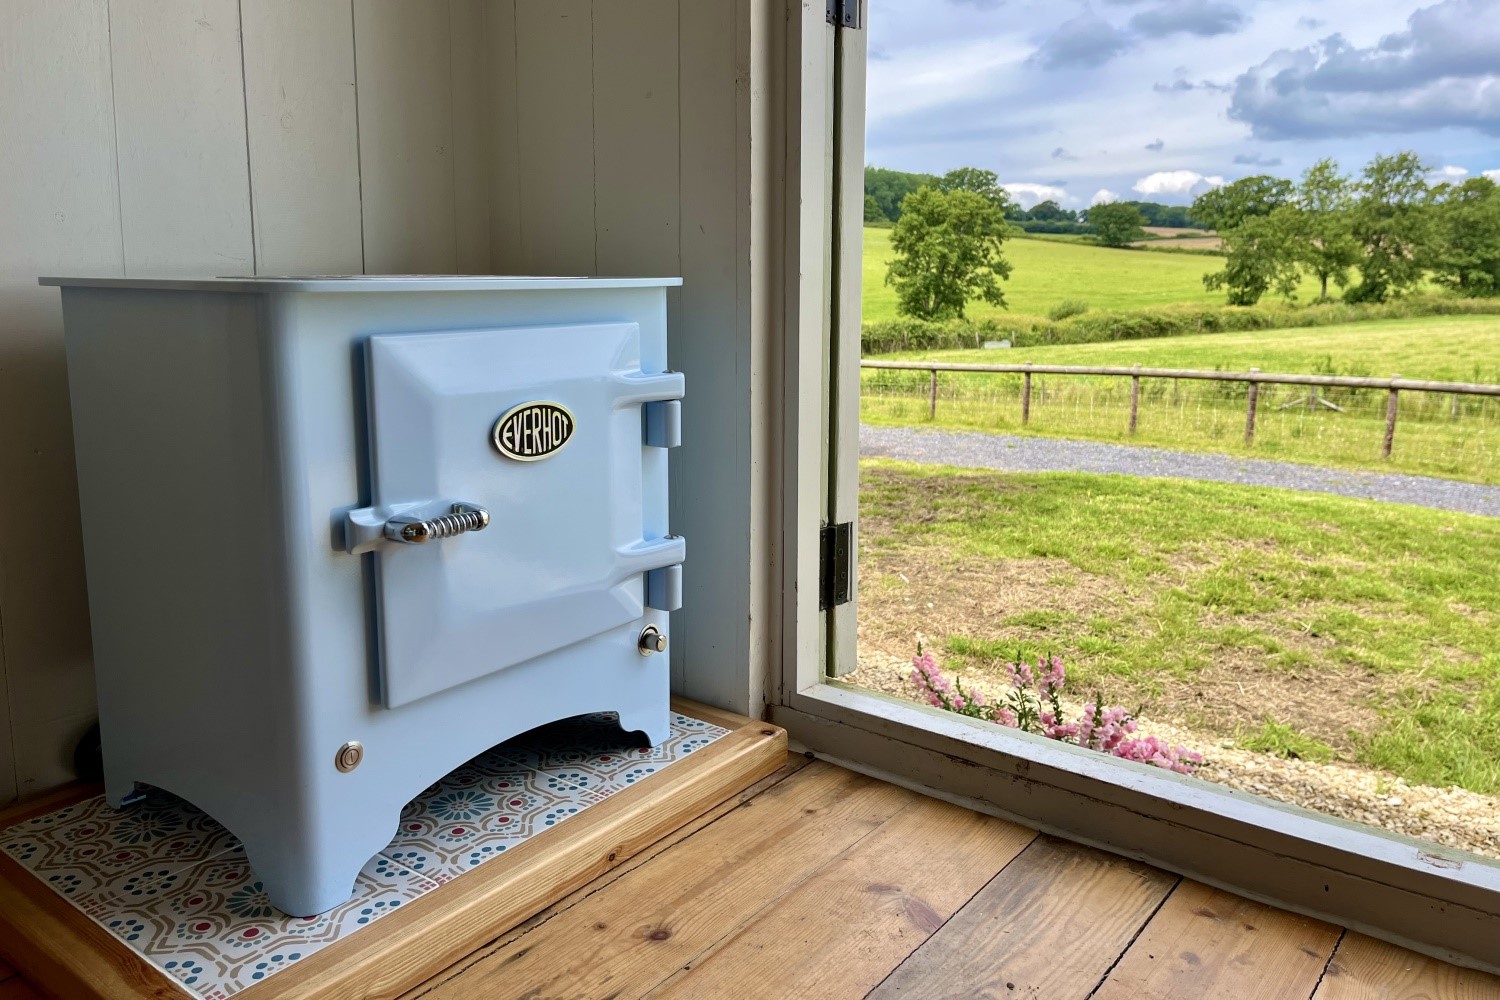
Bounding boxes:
861 425 1500 518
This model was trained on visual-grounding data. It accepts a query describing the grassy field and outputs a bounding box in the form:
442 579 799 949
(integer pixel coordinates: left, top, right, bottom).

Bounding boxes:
868 314 1500 383
862 225 1321 324
857 460 1500 794
861 315 1500 484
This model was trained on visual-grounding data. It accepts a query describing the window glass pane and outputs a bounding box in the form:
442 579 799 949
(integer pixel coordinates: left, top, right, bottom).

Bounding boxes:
850 0 1500 865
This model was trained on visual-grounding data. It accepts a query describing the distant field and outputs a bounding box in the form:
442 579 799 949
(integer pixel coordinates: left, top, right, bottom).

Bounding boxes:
862 225 1315 324
870 315 1500 383
861 315 1500 484
1140 226 1213 238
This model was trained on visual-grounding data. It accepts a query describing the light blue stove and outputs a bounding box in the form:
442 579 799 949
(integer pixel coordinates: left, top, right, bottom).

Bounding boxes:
44 275 685 916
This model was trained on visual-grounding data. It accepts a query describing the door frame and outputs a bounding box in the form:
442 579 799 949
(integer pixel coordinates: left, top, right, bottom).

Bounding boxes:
768 0 1500 974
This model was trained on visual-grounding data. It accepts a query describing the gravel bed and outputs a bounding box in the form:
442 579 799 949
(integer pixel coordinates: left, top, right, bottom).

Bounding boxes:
854 651 1500 861
861 425 1500 517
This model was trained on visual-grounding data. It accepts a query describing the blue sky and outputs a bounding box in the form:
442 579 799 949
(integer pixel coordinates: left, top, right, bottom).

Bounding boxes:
865 0 1500 207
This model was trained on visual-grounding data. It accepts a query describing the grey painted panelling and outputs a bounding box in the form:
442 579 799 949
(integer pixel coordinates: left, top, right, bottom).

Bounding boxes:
109 0 255 275
593 0 678 278
676 0 755 711
1 0 763 801
353 0 459 274
0 0 126 803
450 0 493 273
514 0 596 275
241 0 364 274
485 0 524 274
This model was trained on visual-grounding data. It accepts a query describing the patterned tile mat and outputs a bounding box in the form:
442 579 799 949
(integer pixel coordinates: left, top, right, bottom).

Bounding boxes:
0 711 728 999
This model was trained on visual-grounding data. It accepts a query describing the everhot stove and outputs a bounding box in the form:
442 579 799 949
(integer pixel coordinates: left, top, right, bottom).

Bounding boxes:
44 275 685 916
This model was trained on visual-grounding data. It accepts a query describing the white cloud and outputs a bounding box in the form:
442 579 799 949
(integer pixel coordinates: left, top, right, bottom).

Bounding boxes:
1092 188 1120 205
1132 170 1226 196
1431 164 1470 179
1003 182 1071 207
1486 168 1500 181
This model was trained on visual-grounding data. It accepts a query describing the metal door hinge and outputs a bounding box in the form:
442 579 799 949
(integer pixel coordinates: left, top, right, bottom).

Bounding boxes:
819 522 853 611
826 0 861 29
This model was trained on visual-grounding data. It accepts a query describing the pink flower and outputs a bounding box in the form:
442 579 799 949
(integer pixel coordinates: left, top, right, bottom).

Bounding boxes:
908 645 1202 776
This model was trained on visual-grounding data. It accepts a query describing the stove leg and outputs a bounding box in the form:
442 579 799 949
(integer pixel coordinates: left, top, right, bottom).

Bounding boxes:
103 760 138 809
239 810 399 918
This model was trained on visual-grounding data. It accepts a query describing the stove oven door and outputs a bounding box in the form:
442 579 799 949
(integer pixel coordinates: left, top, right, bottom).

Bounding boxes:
350 322 684 709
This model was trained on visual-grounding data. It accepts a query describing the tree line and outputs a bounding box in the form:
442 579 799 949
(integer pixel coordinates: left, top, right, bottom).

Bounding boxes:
865 166 1205 229
1193 153 1500 305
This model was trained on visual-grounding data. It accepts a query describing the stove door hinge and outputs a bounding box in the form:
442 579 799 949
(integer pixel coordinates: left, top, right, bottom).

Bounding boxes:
826 0 861 29
819 521 853 611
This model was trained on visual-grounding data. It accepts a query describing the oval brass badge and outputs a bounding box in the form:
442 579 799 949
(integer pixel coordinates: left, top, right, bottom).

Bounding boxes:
493 401 575 461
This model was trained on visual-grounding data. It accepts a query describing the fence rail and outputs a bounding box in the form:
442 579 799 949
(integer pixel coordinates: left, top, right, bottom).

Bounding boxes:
860 360 1500 458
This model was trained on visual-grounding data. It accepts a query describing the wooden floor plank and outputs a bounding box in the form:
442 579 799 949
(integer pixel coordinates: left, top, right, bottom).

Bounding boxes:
401 752 812 999
1092 881 1342 1000
869 835 1178 999
1314 932 1500 999
0 981 43 1000
645 795 1038 999
420 761 916 999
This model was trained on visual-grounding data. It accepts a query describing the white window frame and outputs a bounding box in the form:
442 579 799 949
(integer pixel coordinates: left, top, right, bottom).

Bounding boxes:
767 0 1500 974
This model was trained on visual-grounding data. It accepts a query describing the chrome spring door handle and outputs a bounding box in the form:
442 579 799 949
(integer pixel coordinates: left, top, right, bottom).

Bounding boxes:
384 503 490 544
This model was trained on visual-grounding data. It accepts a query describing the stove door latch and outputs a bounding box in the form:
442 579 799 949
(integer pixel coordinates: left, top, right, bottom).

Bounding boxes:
340 500 489 555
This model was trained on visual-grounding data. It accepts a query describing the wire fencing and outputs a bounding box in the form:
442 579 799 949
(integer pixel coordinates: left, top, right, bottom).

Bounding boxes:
860 361 1500 483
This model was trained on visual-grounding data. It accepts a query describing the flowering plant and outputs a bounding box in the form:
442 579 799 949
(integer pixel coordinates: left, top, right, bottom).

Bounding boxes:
909 645 1203 775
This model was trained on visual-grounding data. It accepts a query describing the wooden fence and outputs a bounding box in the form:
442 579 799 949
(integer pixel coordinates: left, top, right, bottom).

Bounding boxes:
860 361 1500 458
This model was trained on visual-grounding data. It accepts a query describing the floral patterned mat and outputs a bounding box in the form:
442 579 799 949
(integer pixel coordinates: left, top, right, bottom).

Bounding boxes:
0 711 728 999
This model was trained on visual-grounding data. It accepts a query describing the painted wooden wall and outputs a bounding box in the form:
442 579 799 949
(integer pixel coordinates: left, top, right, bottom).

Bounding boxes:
0 0 758 804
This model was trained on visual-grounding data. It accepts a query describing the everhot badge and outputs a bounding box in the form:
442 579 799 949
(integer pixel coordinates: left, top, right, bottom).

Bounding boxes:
493 401 575 461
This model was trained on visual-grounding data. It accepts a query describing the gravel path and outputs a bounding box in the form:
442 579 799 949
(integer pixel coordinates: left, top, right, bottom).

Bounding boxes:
861 425 1500 517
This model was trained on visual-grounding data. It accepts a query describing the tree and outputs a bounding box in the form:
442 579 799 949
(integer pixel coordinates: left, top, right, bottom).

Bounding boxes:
934 167 1014 214
1293 159 1360 300
1190 175 1295 232
1088 201 1147 247
1028 199 1074 222
1204 206 1301 306
1346 152 1429 303
864 194 889 224
886 186 1012 320
865 166 937 222
1423 176 1500 297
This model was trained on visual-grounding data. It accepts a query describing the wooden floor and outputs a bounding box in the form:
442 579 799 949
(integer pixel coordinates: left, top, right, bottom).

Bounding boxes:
4 754 1498 999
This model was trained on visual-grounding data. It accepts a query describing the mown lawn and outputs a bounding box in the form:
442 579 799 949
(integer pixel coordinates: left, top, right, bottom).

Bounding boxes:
861 315 1500 484
862 226 1323 324
857 460 1500 795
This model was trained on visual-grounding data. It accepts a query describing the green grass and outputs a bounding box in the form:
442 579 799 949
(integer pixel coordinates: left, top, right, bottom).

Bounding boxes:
870 314 1500 383
861 315 1500 484
859 461 1500 794
1237 719 1336 763
863 226 1323 325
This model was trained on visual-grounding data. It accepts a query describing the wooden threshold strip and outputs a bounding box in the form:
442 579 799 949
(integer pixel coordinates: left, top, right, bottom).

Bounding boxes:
0 699 785 1000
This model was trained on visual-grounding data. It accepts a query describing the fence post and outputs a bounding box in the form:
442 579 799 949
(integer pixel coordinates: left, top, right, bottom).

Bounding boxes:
928 368 938 421
1383 374 1400 459
1129 365 1140 436
1022 364 1032 425
1245 368 1260 447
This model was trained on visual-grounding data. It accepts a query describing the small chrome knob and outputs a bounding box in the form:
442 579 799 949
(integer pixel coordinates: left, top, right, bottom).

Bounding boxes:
336 741 364 772
638 626 668 656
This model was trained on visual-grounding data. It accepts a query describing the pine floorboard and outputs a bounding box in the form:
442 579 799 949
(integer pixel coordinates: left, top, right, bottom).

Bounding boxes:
7 754 1498 999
